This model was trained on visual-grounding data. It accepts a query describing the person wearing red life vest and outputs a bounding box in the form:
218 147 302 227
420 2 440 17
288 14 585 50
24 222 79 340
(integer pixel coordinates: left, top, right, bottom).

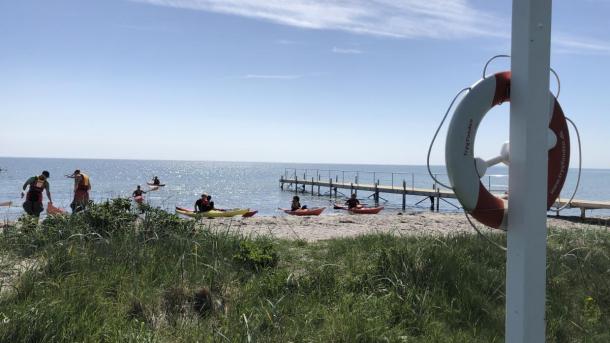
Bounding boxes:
21 170 53 218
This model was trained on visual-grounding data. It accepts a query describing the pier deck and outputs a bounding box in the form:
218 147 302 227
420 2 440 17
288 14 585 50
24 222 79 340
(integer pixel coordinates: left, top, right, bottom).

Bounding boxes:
555 198 610 218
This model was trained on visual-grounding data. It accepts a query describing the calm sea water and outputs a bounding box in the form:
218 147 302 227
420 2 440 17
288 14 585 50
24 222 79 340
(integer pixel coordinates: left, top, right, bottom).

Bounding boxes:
1 157 608 221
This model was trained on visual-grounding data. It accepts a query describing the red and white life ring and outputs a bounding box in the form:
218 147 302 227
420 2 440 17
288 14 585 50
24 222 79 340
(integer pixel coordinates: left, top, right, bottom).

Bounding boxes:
445 71 570 229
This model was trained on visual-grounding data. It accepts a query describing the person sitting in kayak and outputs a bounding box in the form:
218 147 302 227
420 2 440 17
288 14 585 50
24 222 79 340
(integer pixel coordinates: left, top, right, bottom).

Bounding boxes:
206 195 215 210
195 193 212 212
132 185 146 197
345 193 361 209
21 170 53 218
152 176 161 186
291 196 307 211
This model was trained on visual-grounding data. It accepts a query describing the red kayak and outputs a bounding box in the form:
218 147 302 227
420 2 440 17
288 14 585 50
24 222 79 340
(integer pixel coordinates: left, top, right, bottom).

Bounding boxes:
47 202 66 216
242 210 258 218
349 206 384 214
282 207 325 216
134 195 144 204
333 203 364 210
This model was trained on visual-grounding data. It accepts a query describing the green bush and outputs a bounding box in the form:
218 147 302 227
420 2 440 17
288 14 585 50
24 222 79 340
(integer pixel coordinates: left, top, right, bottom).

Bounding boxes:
233 239 279 271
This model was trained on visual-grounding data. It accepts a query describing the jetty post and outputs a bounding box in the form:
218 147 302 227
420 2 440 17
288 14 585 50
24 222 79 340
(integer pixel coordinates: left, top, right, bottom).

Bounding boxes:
311 177 314 194
402 180 406 211
506 0 552 341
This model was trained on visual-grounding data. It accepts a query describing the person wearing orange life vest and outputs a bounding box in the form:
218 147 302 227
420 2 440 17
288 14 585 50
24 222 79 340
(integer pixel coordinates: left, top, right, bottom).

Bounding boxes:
21 170 53 218
67 169 91 213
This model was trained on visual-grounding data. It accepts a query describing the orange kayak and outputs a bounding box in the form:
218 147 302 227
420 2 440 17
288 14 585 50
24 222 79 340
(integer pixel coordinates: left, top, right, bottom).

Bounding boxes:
349 206 384 214
47 202 66 216
282 207 325 216
333 203 364 210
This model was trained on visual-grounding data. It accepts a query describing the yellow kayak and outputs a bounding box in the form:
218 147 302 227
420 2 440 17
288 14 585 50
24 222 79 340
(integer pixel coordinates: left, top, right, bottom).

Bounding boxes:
175 207 250 218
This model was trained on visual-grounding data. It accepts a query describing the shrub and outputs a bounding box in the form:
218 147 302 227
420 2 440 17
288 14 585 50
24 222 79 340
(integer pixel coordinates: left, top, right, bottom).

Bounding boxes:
234 239 279 271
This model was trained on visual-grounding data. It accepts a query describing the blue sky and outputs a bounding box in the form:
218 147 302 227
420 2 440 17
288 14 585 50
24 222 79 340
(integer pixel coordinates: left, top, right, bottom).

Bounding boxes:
1 0 609 167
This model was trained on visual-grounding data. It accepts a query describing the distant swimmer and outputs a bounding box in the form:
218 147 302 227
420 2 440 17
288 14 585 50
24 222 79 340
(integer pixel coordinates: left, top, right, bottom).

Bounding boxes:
67 169 91 213
21 170 52 218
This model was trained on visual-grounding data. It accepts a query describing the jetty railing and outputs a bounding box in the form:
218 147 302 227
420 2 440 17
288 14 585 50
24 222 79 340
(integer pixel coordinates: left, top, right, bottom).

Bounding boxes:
283 168 508 193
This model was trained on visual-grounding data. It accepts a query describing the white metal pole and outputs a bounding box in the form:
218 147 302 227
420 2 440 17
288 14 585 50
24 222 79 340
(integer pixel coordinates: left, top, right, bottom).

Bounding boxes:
507 0 552 342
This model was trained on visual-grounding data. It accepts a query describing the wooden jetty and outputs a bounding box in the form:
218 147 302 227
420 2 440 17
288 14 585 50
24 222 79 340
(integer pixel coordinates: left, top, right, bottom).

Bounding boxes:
555 198 610 218
279 176 455 211
280 175 610 218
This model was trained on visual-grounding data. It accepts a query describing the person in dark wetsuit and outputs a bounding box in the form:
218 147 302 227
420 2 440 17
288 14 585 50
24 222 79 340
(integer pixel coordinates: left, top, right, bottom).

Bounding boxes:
132 185 146 197
152 176 161 186
195 194 212 212
206 195 215 210
291 195 307 211
345 193 361 209
21 170 53 218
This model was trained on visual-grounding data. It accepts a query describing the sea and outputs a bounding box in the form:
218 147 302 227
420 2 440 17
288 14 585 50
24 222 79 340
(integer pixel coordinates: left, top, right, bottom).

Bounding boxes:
1 157 608 221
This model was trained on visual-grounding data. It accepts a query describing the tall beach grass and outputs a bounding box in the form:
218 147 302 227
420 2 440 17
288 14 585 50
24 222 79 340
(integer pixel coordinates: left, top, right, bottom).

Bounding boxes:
0 199 608 342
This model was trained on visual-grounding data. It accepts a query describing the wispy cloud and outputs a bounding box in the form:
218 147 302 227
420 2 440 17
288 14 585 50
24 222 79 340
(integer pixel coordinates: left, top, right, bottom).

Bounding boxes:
132 0 610 55
275 39 300 45
115 23 179 33
244 74 302 80
132 0 504 39
332 47 363 54
553 34 610 55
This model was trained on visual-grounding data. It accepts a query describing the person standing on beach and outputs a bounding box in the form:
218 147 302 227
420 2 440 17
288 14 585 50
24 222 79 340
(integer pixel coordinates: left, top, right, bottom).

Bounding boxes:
21 170 52 218
67 169 91 213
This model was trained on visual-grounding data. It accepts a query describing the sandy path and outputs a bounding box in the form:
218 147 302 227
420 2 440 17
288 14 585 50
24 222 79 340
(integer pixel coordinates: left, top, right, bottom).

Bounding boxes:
194 211 609 241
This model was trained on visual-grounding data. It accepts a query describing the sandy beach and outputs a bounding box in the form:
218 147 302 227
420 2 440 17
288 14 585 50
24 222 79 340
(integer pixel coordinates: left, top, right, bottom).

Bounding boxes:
193 211 610 241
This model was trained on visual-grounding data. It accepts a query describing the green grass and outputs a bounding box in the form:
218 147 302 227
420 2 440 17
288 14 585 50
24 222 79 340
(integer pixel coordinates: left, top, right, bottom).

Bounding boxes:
0 199 608 342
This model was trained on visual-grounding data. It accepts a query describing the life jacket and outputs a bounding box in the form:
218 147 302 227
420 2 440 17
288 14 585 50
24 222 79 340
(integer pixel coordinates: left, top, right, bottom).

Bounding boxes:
77 173 90 191
26 176 46 202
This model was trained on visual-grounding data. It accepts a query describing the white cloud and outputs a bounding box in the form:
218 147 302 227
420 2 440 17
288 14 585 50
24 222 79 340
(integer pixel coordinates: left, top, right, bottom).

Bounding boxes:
275 39 300 45
132 0 610 55
553 34 610 55
244 74 302 80
332 47 363 54
132 0 504 39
